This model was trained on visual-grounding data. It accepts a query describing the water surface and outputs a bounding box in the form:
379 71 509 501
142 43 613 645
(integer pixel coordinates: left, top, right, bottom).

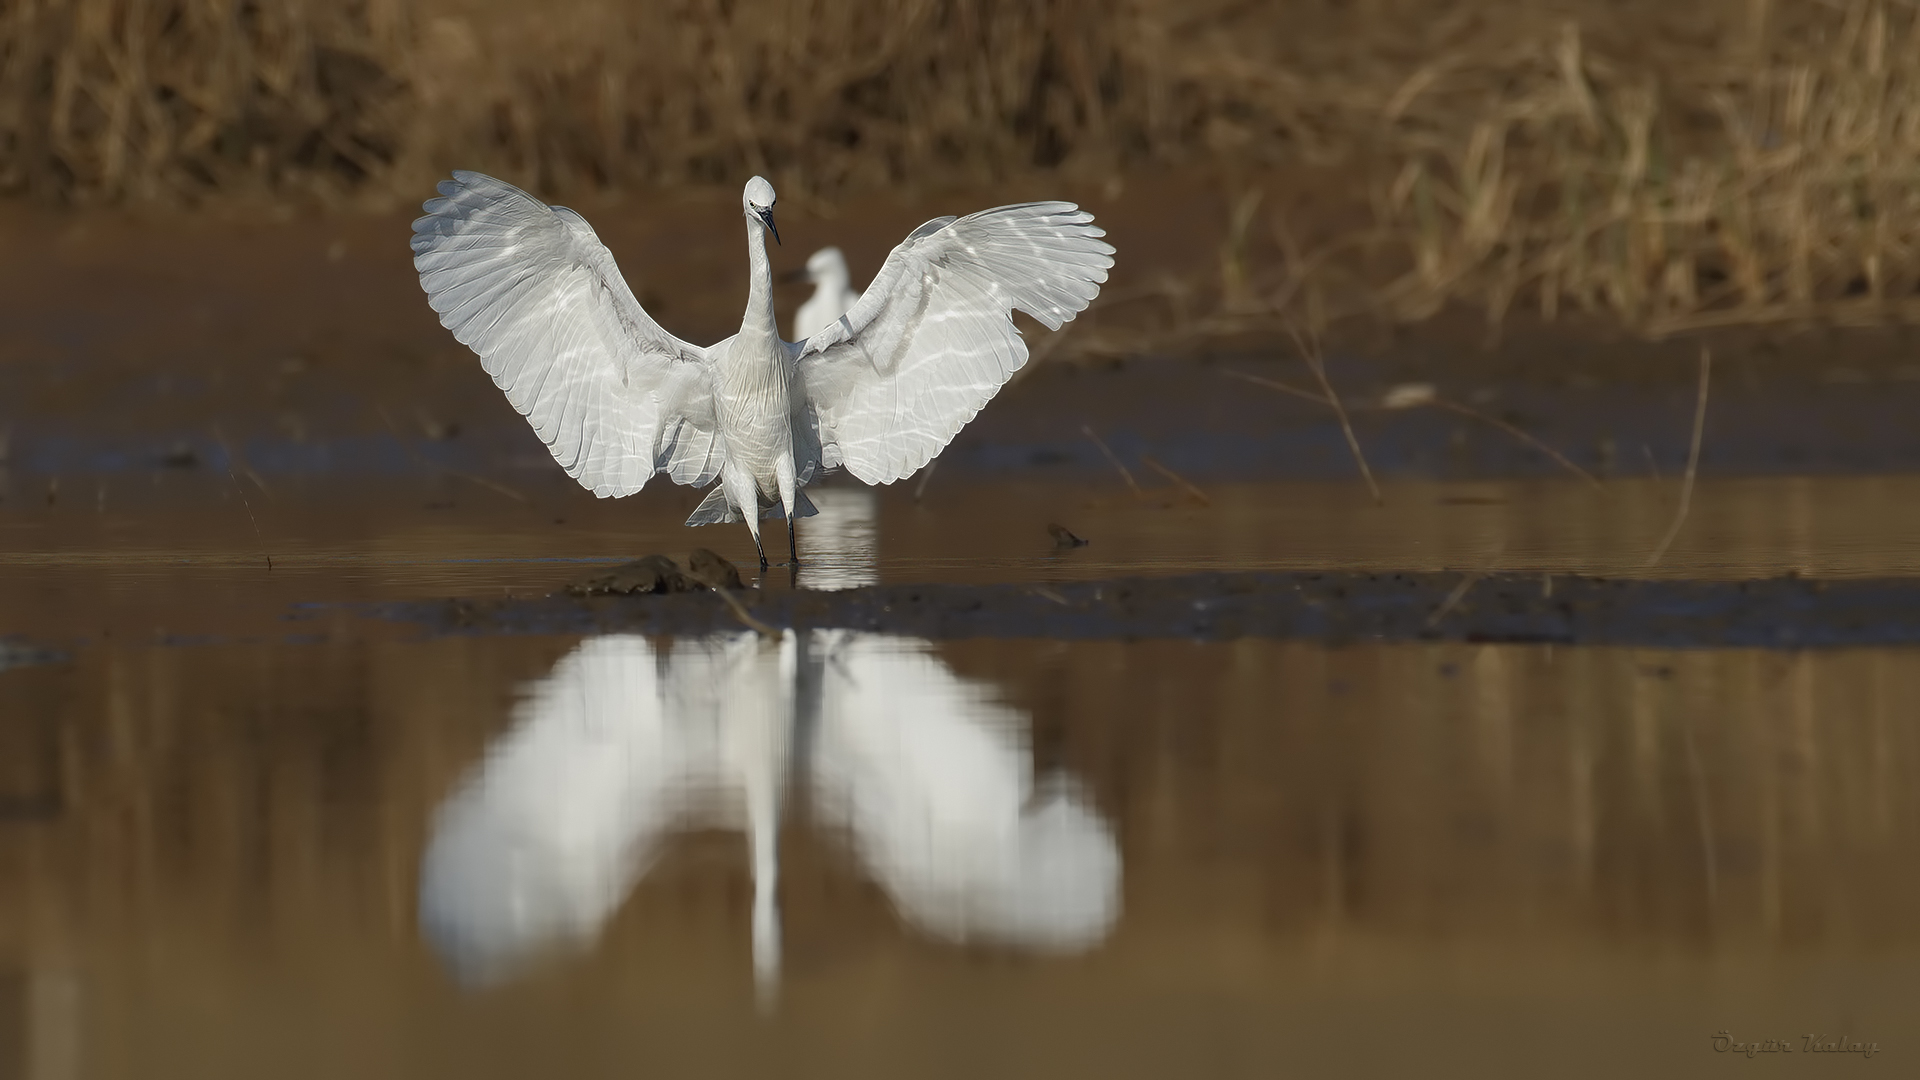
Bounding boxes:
2 473 1917 1077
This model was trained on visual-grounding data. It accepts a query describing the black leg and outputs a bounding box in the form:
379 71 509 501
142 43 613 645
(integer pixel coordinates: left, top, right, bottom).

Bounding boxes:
787 518 798 567
755 534 768 570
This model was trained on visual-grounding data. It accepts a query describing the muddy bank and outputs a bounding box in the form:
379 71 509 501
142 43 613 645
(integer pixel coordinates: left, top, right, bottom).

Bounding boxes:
371 570 1920 649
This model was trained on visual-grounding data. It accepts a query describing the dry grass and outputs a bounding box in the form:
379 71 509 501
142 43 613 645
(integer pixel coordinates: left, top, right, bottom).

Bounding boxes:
4 0 1920 337
0 0 1297 203
0 0 409 201
1341 0 1920 337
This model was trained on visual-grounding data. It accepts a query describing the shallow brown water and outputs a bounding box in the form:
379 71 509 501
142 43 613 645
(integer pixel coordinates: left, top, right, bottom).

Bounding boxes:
1 630 1913 1079
2 473 1918 1077
10 471 1920 639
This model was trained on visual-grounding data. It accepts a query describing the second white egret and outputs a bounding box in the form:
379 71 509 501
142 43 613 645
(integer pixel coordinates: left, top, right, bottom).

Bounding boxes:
791 246 862 341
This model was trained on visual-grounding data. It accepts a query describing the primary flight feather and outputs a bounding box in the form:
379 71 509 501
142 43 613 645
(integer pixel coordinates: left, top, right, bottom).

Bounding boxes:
411 172 1114 568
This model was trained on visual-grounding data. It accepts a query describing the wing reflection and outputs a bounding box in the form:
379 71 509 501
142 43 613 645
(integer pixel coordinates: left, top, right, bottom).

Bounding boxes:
809 632 1120 951
418 631 1120 994
417 633 793 988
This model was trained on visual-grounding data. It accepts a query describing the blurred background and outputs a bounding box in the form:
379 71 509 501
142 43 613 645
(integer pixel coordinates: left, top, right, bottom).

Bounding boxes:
4 0 1918 335
2 2 1919 1078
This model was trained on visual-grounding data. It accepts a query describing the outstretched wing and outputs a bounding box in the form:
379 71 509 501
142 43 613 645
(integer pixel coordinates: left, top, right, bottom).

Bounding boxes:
793 204 1114 485
413 172 723 497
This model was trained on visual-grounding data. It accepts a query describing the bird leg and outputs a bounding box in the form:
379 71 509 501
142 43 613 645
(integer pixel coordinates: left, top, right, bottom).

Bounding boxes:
787 518 799 567
754 534 768 570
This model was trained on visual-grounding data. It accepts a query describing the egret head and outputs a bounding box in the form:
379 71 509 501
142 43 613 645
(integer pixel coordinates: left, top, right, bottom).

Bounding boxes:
805 246 846 283
743 176 779 246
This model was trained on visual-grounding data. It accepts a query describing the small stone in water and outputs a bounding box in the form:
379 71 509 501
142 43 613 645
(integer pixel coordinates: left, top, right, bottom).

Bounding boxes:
1048 523 1090 548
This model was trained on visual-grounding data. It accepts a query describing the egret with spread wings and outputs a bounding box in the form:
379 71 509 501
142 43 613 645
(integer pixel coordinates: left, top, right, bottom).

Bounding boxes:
411 173 1115 568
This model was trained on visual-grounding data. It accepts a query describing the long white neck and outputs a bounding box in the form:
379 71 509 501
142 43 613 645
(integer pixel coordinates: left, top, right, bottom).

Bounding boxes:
742 218 780 345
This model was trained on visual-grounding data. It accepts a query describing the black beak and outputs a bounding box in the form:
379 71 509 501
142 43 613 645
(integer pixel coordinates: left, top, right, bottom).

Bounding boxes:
778 266 810 284
758 208 781 246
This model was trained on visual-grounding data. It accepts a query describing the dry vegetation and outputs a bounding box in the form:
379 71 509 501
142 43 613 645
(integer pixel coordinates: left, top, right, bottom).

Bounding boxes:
2 0 1918 338
1334 0 1920 339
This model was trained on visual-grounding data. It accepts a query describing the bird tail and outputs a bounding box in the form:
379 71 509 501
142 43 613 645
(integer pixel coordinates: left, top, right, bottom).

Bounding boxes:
685 486 739 526
761 488 818 520
684 485 819 526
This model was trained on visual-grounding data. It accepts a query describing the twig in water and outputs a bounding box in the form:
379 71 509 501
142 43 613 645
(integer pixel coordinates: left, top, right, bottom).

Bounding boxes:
1678 705 1719 908
1221 368 1332 407
1235 369 1598 490
1140 453 1211 506
912 458 938 502
714 587 778 638
447 467 530 504
1425 571 1485 629
1081 424 1144 498
211 425 274 496
1289 324 1382 506
212 425 273 571
1427 398 1603 489
1641 443 1662 482
1647 348 1711 568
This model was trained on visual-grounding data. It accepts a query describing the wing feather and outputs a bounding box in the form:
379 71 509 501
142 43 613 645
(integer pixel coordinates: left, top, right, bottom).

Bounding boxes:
793 203 1113 485
412 172 724 497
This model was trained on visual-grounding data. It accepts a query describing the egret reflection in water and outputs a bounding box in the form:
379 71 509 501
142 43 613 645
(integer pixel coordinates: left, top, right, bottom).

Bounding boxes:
418 631 1120 996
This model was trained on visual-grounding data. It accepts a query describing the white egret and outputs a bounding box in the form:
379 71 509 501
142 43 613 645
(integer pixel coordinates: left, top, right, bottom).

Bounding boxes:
790 246 862 341
411 173 1114 568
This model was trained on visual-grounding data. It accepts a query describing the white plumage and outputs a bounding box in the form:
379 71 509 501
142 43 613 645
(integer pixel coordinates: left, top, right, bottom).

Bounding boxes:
412 172 1114 567
792 246 862 341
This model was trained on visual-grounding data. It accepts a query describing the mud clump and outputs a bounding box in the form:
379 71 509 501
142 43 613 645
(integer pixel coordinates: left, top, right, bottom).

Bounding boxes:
565 550 745 597
687 548 744 590
1048 523 1089 548
566 554 698 597
393 571 1920 650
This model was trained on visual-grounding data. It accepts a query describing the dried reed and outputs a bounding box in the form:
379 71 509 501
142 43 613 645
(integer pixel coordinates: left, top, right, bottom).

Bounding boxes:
1081 423 1143 498
5 1 1919 338
1328 0 1920 336
1646 347 1711 568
